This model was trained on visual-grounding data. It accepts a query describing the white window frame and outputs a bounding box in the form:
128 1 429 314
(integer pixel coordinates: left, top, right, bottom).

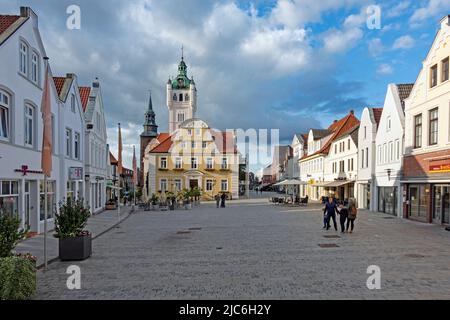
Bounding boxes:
206 157 214 170
71 93 76 113
24 104 34 147
174 179 182 191
221 180 228 192
66 128 72 158
175 157 183 169
191 157 198 169
206 179 213 192
160 179 167 192
221 157 228 170
19 41 28 76
0 91 11 141
177 112 185 123
74 132 81 160
31 51 39 84
160 157 167 169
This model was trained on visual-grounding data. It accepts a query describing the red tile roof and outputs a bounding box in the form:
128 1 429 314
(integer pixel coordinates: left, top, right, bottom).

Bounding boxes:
212 131 237 153
0 15 20 35
372 108 383 126
301 111 360 160
78 87 91 112
53 77 66 96
149 133 172 153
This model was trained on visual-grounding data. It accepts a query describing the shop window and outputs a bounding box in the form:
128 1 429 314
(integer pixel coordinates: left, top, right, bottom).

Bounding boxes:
0 181 19 217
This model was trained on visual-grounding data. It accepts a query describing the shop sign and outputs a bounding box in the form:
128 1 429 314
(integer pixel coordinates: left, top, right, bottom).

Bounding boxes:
69 167 83 181
429 163 450 173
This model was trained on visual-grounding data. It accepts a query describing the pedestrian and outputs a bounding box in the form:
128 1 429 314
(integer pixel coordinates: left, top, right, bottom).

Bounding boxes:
346 198 358 233
215 194 221 208
337 204 349 233
221 193 226 208
323 197 338 231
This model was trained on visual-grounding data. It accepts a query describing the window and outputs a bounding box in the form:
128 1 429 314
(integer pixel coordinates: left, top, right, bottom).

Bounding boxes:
429 108 438 145
191 141 196 149
206 180 213 192
431 64 438 88
351 158 354 171
39 180 55 220
0 91 10 140
175 157 182 169
71 94 76 113
206 157 214 170
174 179 182 191
378 145 382 165
20 42 28 75
221 157 228 169
339 161 345 173
365 147 369 168
160 157 167 169
414 114 422 148
202 141 207 149
74 132 80 160
0 181 19 218
187 129 192 136
173 93 177 101
384 144 387 164
387 116 391 132
191 157 198 169
160 179 167 192
361 149 365 168
221 180 228 191
31 52 38 84
24 104 34 147
179 93 183 102
389 142 393 162
396 140 400 160
442 57 449 82
185 93 189 101
364 126 367 139
348 139 351 150
65 128 72 158
177 112 185 122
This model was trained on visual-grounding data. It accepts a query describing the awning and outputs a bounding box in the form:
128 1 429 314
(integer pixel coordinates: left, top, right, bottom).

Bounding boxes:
311 182 329 187
274 179 307 186
325 180 355 188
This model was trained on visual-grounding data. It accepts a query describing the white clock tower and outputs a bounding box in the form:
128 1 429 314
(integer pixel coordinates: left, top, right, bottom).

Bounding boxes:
167 51 197 134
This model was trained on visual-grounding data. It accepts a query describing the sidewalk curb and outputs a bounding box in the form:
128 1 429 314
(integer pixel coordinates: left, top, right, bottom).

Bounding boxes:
36 210 133 270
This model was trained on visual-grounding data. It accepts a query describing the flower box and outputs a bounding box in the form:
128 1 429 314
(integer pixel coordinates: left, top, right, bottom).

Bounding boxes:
59 233 92 261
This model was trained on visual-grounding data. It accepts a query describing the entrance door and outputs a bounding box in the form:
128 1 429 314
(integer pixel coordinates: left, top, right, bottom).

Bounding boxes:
433 186 442 224
443 187 450 225
190 179 199 190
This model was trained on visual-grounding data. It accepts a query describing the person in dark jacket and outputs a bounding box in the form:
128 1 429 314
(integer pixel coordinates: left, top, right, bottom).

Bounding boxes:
337 204 349 233
323 197 338 231
220 193 226 208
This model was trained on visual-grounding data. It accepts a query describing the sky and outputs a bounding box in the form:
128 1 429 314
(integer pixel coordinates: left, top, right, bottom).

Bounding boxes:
3 0 450 171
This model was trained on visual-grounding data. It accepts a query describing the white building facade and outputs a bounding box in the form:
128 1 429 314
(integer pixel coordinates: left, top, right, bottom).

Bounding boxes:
374 84 412 217
356 107 382 210
81 79 108 214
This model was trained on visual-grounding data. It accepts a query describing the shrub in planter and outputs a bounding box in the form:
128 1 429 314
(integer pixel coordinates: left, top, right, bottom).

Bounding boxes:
0 256 36 300
0 214 28 258
54 199 92 261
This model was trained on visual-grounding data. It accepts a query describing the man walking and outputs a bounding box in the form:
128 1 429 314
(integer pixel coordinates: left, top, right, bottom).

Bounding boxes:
323 197 338 231
215 194 221 208
337 204 349 233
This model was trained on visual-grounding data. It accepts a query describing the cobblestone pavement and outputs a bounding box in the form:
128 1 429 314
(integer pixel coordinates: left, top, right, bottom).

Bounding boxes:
36 197 450 299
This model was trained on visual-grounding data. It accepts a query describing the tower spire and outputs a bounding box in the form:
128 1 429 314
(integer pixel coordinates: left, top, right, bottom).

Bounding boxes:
147 90 153 112
181 45 184 61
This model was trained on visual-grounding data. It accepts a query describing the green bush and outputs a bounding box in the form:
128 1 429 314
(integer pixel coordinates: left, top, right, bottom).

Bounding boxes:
54 199 90 238
0 256 36 300
0 214 28 258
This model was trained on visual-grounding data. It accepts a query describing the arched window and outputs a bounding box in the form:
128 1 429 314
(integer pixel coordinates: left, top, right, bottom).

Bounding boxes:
179 93 183 102
185 93 189 101
20 41 28 75
0 90 10 140
173 93 177 101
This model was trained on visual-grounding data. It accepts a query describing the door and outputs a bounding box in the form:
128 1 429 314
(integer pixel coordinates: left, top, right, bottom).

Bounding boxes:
443 187 450 225
433 186 442 224
190 179 199 190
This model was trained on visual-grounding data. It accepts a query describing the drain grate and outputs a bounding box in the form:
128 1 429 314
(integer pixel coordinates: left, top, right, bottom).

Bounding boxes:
323 235 341 239
189 227 202 231
318 243 340 248
216 247 223 250
176 231 191 235
405 254 425 258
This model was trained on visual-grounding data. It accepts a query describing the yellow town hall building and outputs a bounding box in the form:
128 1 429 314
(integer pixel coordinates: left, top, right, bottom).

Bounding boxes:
141 55 240 200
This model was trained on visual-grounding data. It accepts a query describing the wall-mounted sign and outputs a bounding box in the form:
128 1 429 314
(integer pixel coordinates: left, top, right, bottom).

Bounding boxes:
69 167 84 181
14 165 43 176
430 164 450 173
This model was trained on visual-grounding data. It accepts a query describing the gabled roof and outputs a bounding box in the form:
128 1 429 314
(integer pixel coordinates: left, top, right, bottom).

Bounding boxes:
53 77 66 97
311 129 331 140
78 87 91 112
149 133 172 153
396 83 414 108
109 152 118 165
371 107 383 126
300 111 360 161
0 15 20 35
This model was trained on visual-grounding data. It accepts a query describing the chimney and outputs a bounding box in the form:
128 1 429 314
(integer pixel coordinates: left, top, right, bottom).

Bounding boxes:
350 110 355 115
440 15 450 28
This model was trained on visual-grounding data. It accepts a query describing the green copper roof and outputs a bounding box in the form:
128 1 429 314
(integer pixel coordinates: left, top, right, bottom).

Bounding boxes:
171 57 193 89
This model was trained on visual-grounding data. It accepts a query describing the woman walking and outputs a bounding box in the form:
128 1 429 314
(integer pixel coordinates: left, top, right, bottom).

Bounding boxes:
337 204 349 233
346 198 358 233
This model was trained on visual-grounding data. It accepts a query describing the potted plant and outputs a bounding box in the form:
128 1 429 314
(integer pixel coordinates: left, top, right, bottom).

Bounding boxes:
54 199 92 261
183 189 192 210
192 187 202 206
0 213 36 300
166 191 176 211
105 199 117 210
150 193 159 211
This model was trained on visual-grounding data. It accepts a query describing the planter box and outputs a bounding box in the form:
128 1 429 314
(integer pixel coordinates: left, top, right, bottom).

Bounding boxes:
59 234 92 261
105 203 117 210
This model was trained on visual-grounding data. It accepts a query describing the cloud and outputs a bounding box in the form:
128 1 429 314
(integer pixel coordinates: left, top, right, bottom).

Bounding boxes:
393 35 415 49
410 0 449 23
376 63 393 75
322 27 363 54
386 1 410 18
368 38 385 56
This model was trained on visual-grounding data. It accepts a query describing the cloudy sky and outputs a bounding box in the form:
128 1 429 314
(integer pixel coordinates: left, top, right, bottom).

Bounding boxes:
3 0 450 171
